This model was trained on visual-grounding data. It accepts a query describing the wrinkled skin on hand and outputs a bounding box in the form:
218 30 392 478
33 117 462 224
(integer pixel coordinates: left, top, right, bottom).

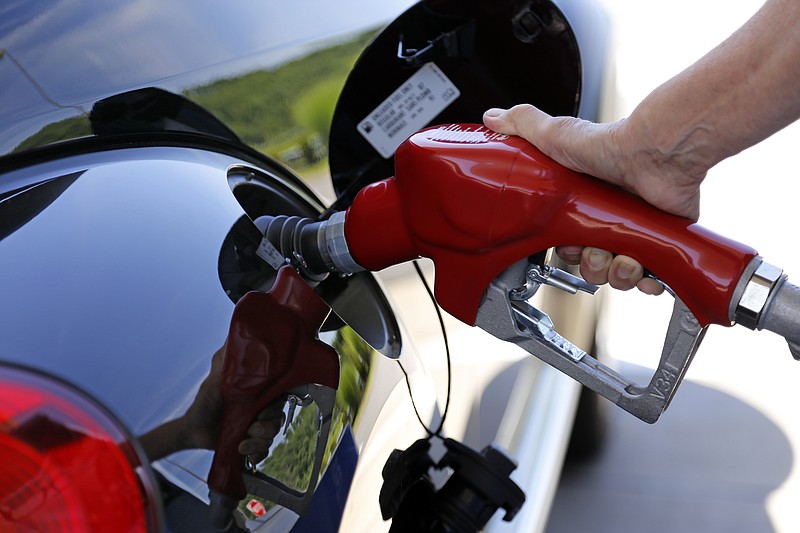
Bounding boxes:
483 105 705 220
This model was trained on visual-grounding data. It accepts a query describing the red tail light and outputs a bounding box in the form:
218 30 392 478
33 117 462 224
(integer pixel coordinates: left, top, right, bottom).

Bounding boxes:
0 365 162 532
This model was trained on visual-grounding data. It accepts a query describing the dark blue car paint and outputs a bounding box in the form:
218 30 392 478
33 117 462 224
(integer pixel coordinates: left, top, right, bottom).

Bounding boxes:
0 0 610 530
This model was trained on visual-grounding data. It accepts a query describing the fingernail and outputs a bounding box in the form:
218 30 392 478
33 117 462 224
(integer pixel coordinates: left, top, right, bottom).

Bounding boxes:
616 264 632 280
484 108 505 118
587 249 607 269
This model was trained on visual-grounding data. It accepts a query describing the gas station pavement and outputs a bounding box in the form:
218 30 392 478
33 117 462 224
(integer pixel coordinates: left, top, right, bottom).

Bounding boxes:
546 361 793 533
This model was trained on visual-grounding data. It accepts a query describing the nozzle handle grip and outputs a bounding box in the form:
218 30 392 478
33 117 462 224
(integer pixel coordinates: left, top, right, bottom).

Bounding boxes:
344 124 757 327
208 266 339 502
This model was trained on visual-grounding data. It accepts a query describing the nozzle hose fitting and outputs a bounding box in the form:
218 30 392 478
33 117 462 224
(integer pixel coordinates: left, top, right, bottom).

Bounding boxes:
253 212 364 281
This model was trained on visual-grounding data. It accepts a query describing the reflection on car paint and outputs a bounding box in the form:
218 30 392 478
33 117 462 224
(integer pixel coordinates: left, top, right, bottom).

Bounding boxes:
9 27 377 185
1 0 419 155
0 146 414 531
242 327 375 524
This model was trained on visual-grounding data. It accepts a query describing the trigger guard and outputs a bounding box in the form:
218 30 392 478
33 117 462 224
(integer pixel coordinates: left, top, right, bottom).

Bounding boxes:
476 260 707 423
618 298 706 419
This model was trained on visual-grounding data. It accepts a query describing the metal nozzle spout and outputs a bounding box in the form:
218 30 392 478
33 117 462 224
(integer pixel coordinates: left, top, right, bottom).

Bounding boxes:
760 278 800 360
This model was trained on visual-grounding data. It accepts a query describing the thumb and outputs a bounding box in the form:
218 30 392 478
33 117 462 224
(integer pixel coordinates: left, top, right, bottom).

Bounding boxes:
483 104 549 140
483 104 584 168
484 104 621 183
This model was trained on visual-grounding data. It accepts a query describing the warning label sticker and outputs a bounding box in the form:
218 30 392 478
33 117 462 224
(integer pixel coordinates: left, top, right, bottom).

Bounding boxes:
357 62 460 158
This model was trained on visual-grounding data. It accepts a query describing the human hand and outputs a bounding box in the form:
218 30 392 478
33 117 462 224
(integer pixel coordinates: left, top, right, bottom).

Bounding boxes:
483 104 705 219
483 104 706 295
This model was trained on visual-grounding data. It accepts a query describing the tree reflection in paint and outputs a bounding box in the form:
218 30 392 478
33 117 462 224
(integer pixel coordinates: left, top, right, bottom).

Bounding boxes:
242 326 374 518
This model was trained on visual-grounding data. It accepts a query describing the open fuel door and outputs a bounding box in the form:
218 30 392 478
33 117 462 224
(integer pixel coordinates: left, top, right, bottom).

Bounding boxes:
328 0 582 207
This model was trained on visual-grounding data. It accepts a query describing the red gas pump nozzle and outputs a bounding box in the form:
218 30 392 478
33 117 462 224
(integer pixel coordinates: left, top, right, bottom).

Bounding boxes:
258 124 800 423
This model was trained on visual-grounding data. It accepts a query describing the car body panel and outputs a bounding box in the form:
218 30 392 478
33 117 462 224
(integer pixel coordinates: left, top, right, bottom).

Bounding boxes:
0 142 439 531
0 1 611 531
0 0 417 154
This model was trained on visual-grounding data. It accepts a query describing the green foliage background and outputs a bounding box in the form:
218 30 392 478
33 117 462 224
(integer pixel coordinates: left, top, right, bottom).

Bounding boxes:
16 28 377 175
186 29 376 169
